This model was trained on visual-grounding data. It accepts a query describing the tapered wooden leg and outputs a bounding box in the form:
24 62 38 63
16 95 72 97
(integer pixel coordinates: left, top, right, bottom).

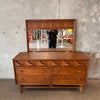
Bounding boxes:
20 85 23 94
79 85 83 93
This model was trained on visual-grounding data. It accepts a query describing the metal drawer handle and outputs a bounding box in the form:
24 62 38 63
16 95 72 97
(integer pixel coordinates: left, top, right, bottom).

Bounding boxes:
56 78 59 81
79 70 82 73
56 70 59 73
21 78 24 80
42 70 46 73
78 79 81 81
20 70 23 73
43 79 47 81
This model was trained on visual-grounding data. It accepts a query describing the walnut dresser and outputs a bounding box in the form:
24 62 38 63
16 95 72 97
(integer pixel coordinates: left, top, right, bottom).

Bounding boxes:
13 52 89 93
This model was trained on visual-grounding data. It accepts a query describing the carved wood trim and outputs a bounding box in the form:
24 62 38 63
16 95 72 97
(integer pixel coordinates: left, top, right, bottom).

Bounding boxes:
26 19 75 30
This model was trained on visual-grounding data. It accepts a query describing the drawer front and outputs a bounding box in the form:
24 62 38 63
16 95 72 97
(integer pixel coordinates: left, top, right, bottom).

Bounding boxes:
52 60 88 67
14 60 51 67
52 75 86 85
52 67 86 76
16 67 50 75
17 75 50 85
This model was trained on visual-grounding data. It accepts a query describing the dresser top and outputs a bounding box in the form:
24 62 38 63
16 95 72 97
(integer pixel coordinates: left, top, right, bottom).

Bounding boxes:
13 52 89 60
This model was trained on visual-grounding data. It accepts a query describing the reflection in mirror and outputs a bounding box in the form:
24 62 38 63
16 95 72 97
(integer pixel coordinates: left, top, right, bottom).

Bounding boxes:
28 29 73 50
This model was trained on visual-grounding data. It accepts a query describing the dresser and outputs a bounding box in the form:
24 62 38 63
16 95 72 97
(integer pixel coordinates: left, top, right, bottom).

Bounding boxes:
13 52 89 93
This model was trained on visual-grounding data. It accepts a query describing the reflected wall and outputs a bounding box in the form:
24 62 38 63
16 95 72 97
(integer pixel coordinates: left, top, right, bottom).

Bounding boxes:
28 29 73 50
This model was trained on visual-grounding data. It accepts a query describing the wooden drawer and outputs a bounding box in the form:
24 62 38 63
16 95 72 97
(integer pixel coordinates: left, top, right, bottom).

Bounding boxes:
52 75 86 85
52 67 86 76
17 75 50 85
14 60 51 67
52 60 88 67
16 67 50 75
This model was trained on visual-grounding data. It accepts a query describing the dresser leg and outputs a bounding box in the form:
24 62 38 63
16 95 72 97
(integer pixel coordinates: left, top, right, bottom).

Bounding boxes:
79 85 83 93
20 85 23 94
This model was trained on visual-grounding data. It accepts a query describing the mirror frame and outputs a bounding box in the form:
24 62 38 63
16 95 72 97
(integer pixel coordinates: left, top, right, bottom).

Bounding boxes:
26 19 76 52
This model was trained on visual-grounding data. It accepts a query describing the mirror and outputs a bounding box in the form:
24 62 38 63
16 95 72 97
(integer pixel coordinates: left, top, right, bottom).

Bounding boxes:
26 19 76 52
28 29 73 49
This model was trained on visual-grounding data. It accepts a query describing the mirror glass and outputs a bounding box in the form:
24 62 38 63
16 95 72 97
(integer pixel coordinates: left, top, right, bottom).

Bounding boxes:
28 29 73 50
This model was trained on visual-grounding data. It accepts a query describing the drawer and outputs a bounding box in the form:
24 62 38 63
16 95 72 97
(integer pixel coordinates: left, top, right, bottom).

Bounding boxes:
17 75 50 85
16 67 50 75
52 60 88 67
52 75 86 85
15 60 51 67
52 67 86 76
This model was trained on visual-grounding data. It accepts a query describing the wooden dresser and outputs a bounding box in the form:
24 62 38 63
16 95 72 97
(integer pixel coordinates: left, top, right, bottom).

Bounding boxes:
13 52 89 93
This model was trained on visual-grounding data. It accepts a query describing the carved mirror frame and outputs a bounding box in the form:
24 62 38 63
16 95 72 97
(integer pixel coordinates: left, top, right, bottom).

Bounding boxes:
26 19 76 52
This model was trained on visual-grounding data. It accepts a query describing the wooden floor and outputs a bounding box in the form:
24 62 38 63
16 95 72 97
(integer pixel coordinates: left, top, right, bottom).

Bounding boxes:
0 79 100 100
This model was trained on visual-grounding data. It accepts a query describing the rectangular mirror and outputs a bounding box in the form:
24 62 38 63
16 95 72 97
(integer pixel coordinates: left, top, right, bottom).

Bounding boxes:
26 19 76 52
28 29 73 49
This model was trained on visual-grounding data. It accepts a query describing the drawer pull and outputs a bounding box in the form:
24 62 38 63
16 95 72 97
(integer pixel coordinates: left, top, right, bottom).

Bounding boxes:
20 70 23 73
56 70 59 73
56 78 59 81
78 79 81 81
43 79 47 81
79 70 82 73
21 78 24 80
42 70 46 73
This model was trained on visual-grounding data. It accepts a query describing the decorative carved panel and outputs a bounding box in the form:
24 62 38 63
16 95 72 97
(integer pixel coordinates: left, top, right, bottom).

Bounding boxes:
52 60 87 67
15 60 51 67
